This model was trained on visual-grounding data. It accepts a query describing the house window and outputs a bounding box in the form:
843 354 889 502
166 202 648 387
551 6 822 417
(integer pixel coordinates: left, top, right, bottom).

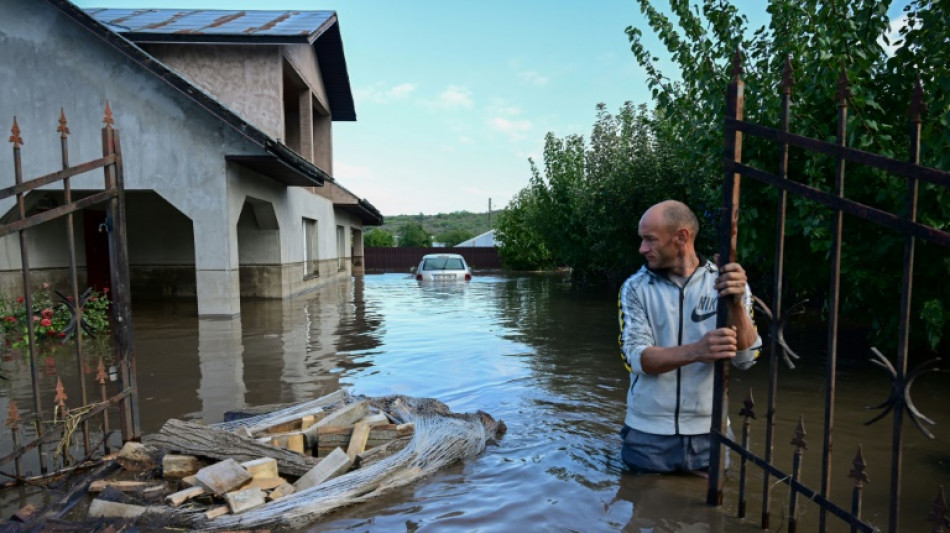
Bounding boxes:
336 225 346 271
304 218 318 278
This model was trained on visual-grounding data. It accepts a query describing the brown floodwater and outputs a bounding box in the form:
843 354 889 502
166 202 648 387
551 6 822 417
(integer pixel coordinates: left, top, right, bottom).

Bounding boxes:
1 273 947 532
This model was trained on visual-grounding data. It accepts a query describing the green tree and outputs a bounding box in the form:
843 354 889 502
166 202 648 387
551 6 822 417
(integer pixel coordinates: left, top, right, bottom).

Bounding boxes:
626 0 949 351
495 186 554 270
397 221 432 247
364 228 395 247
437 229 475 247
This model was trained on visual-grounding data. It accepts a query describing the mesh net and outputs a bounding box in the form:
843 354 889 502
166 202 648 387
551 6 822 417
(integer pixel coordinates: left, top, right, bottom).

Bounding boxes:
139 394 504 530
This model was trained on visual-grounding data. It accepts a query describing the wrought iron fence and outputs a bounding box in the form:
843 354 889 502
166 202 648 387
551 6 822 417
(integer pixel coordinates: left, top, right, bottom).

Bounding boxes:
708 54 949 532
0 105 139 483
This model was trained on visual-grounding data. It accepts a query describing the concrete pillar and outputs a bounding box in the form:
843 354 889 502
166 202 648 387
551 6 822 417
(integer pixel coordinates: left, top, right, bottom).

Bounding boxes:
299 90 313 162
351 228 364 274
194 212 241 317
197 317 245 423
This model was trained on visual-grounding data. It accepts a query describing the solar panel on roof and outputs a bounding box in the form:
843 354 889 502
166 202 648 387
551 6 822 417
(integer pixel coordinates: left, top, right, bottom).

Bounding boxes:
85 9 333 37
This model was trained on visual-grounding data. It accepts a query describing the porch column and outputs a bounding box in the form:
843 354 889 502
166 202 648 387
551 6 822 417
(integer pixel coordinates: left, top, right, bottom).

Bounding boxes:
194 212 241 317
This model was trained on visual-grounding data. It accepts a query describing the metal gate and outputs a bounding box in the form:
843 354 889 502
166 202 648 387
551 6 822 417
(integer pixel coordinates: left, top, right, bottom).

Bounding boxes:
0 104 139 482
707 54 949 532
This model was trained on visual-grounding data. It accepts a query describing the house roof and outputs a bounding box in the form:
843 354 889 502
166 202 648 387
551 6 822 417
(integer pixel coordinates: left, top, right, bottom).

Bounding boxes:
83 8 356 121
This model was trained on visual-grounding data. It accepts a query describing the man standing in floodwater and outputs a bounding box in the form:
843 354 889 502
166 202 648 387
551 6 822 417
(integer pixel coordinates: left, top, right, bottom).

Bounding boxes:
617 200 760 473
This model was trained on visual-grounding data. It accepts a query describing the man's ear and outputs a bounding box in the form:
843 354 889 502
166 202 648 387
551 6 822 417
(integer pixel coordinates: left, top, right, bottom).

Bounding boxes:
674 227 690 247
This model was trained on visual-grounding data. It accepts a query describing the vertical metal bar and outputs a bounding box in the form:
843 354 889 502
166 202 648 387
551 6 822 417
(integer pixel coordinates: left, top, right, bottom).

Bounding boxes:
9 118 46 474
738 389 755 518
6 400 22 477
818 67 851 532
763 56 795 530
96 357 111 453
709 49 745 506
789 416 807 533
101 105 139 441
888 75 925 533
58 109 91 457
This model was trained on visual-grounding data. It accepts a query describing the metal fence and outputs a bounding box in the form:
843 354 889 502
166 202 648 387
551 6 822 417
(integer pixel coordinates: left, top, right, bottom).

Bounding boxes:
0 105 139 482
364 246 501 272
707 54 949 533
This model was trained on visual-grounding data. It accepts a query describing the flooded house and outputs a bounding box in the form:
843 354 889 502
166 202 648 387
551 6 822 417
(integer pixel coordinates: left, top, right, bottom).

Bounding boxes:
0 0 382 317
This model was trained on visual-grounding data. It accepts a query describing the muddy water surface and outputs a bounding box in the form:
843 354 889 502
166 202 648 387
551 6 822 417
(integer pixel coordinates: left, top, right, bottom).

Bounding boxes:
1 273 947 532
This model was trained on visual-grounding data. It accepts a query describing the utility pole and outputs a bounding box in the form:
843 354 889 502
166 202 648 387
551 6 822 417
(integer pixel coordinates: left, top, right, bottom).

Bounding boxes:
488 198 492 231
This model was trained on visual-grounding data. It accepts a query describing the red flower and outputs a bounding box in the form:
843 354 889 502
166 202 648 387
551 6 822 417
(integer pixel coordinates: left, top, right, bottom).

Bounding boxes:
46 329 56 336
102 287 110 293
41 308 54 319
16 296 24 303
3 315 14 323
32 315 40 322
40 318 52 327
42 282 50 289
66 296 73 302
89 297 97 302
56 332 66 338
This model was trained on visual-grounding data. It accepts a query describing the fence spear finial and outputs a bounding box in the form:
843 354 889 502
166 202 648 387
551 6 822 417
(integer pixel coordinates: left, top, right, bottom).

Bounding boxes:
731 48 744 81
909 74 927 124
5 399 19 429
739 388 756 420
848 445 869 486
781 55 795 95
57 108 70 138
103 100 114 129
96 357 107 385
54 377 68 410
9 117 23 148
790 415 808 450
836 66 852 104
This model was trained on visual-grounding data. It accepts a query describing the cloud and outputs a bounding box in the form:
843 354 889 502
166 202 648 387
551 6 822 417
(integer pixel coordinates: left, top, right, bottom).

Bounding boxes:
355 82 417 104
488 116 532 140
879 14 909 57
519 70 549 86
434 85 474 109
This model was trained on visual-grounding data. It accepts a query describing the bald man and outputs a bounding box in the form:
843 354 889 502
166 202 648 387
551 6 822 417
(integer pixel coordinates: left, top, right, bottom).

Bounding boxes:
618 200 760 473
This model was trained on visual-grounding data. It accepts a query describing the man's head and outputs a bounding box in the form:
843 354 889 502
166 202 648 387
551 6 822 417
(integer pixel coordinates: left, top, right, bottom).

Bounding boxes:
637 200 699 273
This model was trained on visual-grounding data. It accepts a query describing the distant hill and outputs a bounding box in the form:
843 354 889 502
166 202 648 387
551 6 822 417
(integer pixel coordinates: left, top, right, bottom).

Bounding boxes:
379 211 498 238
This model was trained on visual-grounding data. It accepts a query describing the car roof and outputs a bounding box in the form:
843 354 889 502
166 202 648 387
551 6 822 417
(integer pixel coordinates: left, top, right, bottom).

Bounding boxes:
421 253 465 259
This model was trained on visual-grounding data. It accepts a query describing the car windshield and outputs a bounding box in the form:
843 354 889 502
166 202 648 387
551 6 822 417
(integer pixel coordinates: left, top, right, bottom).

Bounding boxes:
422 257 464 270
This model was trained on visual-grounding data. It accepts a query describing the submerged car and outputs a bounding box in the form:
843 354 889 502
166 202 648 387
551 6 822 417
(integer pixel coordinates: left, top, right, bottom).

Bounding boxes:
414 253 472 282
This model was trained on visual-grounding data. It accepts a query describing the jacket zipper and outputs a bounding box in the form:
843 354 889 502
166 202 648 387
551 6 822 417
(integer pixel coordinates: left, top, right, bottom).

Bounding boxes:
675 283 684 435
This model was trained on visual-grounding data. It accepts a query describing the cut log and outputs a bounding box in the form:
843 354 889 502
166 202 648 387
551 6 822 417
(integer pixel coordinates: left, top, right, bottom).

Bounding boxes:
301 401 368 447
293 447 352 491
300 414 318 430
87 499 146 519
195 459 252 494
267 482 294 501
225 487 266 514
143 418 321 477
241 457 278 480
10 504 38 523
116 441 158 472
346 422 371 461
163 454 202 478
205 505 230 519
165 486 206 507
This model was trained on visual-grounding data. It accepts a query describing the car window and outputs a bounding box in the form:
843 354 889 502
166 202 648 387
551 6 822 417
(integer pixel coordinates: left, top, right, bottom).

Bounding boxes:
445 258 464 269
422 257 465 270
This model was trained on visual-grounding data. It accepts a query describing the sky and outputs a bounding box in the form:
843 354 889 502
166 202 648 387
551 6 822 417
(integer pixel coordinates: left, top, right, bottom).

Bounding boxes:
70 1 907 217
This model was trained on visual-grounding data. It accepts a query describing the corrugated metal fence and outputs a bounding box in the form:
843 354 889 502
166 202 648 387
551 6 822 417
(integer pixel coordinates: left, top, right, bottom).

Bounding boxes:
364 247 501 272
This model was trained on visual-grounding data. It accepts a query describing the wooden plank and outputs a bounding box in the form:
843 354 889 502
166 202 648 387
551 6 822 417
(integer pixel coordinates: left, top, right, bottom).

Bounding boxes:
163 454 202 478
241 457 278 480
346 422 371 461
88 480 163 493
10 504 38 523
263 419 301 435
293 448 352 491
361 412 390 427
116 441 158 472
181 475 198 487
225 487 266 514
267 483 294 501
165 486 206 507
195 459 252 494
87 499 146 519
242 477 287 491
301 401 368 447
205 505 230 519
355 436 412 469
318 423 415 450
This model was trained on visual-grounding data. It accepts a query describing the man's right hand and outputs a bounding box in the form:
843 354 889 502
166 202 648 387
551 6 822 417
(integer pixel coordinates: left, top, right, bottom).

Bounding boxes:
692 327 738 363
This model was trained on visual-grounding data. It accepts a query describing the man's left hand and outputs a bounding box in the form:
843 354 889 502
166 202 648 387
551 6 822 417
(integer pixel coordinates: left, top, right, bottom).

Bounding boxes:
715 263 747 298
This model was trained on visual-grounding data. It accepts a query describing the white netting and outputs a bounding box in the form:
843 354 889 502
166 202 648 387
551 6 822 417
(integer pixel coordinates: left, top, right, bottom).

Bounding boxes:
140 394 503 531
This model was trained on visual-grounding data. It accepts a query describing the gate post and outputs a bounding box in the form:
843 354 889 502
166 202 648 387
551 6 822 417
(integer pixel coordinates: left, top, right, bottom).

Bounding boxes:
708 49 744 506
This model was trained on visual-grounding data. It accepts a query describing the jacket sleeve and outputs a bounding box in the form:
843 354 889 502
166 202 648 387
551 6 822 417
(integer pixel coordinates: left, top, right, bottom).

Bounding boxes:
618 277 653 375
731 283 762 370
